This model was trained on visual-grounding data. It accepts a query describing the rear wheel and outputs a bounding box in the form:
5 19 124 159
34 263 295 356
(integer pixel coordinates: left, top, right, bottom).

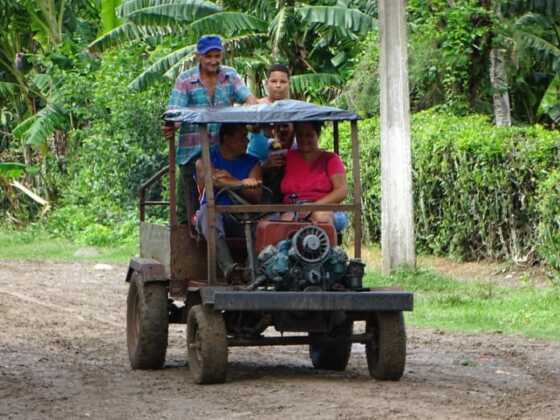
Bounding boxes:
186 305 228 384
365 311 406 380
126 273 168 369
309 320 353 371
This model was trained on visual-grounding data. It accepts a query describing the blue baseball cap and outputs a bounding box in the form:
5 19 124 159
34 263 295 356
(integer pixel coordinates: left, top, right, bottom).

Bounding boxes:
197 35 224 54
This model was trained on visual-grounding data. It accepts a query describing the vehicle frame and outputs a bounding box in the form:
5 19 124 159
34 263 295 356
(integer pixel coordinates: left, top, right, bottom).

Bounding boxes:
125 100 413 384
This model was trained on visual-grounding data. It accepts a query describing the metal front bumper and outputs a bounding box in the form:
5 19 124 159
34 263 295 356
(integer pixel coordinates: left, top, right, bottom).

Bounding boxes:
201 290 413 312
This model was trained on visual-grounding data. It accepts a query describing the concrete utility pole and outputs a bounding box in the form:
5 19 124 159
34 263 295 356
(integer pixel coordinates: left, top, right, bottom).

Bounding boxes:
378 0 416 273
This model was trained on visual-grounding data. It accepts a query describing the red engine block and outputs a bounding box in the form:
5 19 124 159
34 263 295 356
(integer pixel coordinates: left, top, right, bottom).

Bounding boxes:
255 220 337 254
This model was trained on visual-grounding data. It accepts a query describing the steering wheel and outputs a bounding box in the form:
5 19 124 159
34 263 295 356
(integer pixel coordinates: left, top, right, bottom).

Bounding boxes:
215 184 274 224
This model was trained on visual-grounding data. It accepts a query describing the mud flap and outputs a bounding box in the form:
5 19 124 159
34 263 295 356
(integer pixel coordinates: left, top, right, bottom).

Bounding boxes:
125 257 169 285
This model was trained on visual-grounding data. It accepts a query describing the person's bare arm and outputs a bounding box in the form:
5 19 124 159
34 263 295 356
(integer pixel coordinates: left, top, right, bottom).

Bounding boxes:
244 95 258 105
314 173 347 205
195 159 206 192
197 158 262 202
239 164 263 203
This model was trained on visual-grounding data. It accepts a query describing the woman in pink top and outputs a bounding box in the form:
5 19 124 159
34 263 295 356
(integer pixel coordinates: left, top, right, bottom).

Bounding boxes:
280 122 348 223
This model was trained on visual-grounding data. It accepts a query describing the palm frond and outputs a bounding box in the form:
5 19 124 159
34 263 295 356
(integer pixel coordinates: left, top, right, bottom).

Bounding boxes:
126 0 220 26
297 6 376 35
118 0 218 18
12 102 67 148
100 0 123 34
222 33 268 62
0 81 17 96
0 162 26 179
88 21 173 52
501 0 560 17
514 12 552 29
31 73 53 95
270 6 289 59
515 29 560 61
163 53 197 81
290 73 344 96
12 116 35 139
129 44 196 90
538 74 560 121
186 12 267 37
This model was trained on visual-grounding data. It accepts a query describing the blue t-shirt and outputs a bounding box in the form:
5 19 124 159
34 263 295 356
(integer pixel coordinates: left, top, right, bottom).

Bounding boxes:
202 147 260 205
247 132 270 161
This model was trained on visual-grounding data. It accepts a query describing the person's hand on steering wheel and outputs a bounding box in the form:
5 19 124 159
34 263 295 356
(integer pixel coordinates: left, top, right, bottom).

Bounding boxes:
240 177 261 189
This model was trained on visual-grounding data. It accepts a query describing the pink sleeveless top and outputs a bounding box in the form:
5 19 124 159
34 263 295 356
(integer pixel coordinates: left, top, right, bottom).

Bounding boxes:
281 150 345 203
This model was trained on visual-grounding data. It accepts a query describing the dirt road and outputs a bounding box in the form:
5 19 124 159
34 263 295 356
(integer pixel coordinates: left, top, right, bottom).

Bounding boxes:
0 261 558 419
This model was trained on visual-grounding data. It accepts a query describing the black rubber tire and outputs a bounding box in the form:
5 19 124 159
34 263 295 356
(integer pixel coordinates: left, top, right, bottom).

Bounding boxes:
366 311 406 381
186 305 228 384
309 320 353 371
126 273 168 369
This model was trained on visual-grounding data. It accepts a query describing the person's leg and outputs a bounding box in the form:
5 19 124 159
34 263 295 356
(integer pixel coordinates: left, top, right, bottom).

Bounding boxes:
311 211 334 224
280 211 296 221
177 164 188 224
196 204 235 276
177 161 199 225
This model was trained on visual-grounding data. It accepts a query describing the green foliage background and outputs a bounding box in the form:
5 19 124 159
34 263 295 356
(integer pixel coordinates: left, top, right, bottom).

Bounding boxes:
1 0 560 274
334 110 560 268
45 44 169 246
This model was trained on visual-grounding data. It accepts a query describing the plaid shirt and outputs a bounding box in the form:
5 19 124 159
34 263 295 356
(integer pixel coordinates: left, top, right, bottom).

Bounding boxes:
167 65 251 164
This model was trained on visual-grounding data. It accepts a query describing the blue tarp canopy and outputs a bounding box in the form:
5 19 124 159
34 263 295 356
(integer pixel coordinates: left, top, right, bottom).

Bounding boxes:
163 99 360 125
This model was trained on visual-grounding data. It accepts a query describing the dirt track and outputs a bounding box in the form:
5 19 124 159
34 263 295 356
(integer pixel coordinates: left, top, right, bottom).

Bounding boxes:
0 261 559 419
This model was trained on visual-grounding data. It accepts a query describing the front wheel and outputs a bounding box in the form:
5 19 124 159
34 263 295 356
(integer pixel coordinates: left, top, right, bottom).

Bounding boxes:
309 320 353 371
186 305 228 384
365 311 406 380
126 273 168 369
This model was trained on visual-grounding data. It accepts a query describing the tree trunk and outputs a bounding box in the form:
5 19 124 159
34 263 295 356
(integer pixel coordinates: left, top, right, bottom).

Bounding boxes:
490 46 512 127
488 0 512 127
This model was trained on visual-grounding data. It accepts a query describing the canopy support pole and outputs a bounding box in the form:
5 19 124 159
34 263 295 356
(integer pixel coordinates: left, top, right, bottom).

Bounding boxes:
379 0 416 273
200 126 217 285
350 121 362 259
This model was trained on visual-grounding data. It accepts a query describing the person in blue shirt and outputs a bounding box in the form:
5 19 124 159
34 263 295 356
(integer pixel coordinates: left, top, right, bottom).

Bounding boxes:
195 123 262 283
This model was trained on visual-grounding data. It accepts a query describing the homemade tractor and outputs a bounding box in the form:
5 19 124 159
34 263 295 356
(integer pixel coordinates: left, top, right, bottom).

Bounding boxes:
125 100 413 384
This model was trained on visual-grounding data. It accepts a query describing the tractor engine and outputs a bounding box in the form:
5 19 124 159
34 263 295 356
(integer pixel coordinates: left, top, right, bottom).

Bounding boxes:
256 225 365 291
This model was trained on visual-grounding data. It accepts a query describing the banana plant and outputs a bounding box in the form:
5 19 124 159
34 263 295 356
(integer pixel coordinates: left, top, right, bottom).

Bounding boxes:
99 0 124 34
500 0 560 123
88 0 377 100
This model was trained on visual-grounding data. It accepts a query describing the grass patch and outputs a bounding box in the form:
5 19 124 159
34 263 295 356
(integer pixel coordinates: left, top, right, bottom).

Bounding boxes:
365 268 560 341
2 226 558 340
0 228 136 264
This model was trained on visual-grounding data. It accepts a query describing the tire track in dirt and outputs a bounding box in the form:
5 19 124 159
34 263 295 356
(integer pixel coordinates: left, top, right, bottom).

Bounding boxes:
0 289 122 328
0 261 558 419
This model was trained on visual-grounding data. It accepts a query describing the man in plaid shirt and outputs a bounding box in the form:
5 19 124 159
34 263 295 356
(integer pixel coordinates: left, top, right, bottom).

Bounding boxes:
162 35 257 223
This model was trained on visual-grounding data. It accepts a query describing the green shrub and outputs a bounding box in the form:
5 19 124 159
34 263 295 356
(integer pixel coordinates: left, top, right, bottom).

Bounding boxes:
41 44 169 245
334 109 560 266
537 170 560 271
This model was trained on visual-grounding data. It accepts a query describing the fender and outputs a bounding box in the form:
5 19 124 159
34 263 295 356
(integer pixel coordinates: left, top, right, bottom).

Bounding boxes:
125 257 169 285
